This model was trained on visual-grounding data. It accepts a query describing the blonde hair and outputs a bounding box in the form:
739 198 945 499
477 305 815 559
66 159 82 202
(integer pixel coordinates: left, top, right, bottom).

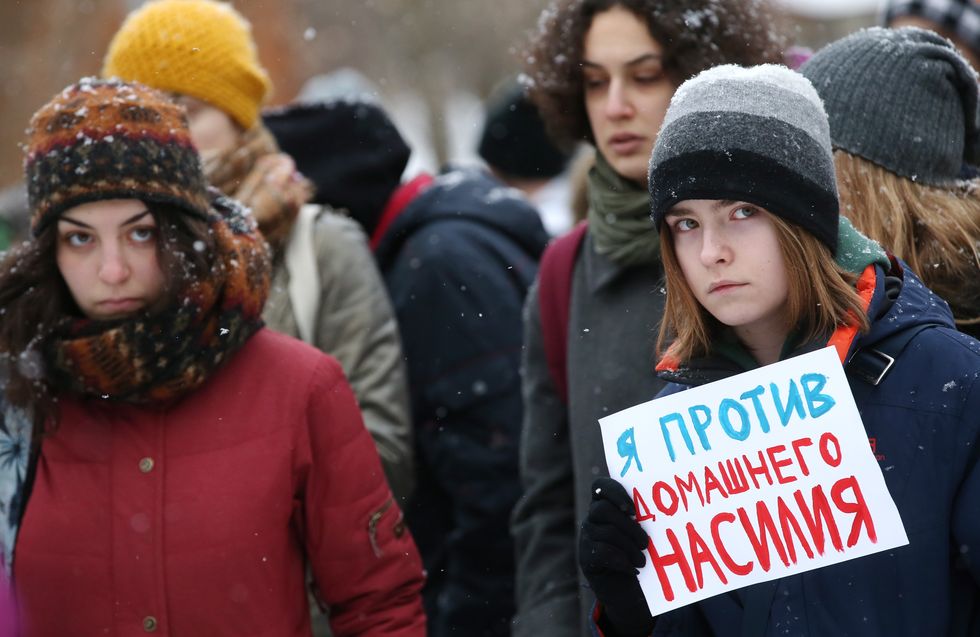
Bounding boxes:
835 151 980 328
656 212 870 363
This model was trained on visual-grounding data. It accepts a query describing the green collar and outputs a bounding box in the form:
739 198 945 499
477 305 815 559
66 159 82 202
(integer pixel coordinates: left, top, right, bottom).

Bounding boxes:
836 215 889 274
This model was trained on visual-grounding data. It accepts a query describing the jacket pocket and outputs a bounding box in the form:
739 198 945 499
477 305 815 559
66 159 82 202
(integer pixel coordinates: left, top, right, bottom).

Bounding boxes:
367 497 407 558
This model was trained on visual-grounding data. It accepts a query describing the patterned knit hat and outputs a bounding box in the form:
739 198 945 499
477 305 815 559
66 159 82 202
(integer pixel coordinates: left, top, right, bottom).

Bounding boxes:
102 0 271 130
648 64 839 253
883 0 980 62
24 77 210 236
801 26 980 186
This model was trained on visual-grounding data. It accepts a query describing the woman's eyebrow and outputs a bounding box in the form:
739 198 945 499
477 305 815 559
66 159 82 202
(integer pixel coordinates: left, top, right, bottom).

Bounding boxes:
624 53 663 67
121 210 152 225
582 53 663 69
666 200 740 218
58 216 92 229
60 210 151 229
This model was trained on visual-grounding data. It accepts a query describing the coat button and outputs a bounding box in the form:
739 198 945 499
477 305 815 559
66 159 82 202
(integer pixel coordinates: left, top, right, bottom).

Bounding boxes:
139 457 154 473
393 521 405 538
143 616 158 632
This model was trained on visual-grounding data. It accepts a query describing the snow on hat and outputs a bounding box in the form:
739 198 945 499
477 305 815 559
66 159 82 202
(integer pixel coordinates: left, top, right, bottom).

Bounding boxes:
648 64 839 253
102 0 271 130
801 26 980 186
24 77 210 237
883 0 980 62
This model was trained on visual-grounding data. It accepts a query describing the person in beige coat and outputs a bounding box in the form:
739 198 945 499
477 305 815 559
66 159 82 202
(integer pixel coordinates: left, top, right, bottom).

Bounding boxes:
263 212 414 498
100 0 414 504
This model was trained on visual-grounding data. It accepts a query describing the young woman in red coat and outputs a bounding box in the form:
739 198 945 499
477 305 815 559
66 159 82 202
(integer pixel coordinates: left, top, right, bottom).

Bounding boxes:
0 78 426 636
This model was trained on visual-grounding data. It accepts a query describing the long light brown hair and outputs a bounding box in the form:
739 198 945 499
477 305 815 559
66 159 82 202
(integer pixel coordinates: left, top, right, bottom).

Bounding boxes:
656 212 870 364
835 151 980 329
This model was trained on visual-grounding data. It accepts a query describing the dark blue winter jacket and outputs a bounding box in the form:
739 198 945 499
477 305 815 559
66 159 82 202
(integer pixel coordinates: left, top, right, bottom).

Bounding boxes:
375 168 549 637
631 261 980 637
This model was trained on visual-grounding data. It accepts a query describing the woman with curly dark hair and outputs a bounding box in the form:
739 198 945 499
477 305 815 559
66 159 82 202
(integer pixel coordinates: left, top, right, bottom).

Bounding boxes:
523 0 784 180
511 2 785 635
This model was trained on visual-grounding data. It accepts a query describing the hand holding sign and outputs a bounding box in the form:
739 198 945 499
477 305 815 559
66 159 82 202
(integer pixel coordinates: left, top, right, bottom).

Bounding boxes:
598 347 908 617
579 477 654 637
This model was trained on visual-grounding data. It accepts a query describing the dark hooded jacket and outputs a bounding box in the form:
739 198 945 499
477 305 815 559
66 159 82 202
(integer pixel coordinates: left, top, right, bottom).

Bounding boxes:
268 101 551 635
375 167 549 636
597 260 980 637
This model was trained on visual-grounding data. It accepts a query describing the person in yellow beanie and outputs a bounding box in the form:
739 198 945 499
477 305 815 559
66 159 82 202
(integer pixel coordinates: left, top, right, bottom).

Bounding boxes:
102 3 416 631
102 0 304 248
103 0 270 132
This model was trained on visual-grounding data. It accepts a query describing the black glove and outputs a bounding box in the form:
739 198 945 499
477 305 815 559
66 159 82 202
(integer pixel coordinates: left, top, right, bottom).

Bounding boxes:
579 477 655 637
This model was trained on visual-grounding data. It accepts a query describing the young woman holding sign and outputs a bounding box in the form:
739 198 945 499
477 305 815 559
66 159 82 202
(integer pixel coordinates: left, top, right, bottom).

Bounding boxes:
579 63 980 637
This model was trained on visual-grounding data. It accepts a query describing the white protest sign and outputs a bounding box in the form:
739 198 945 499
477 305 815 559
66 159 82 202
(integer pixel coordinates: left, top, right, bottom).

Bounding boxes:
598 346 908 616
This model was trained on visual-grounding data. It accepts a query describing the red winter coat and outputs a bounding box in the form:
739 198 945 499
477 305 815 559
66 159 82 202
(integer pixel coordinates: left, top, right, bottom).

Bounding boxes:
14 329 426 636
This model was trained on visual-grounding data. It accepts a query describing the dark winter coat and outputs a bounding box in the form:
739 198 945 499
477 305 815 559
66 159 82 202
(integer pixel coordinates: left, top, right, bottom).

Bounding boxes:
375 168 549 637
512 231 668 637
15 329 427 637
597 261 980 636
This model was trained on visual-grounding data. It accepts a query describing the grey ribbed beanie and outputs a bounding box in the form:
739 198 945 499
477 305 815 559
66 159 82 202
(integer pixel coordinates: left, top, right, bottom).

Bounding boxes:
801 26 980 186
648 64 840 253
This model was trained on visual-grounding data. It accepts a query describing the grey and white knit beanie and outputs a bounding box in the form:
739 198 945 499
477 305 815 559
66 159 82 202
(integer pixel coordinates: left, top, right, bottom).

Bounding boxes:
648 64 839 253
801 26 980 186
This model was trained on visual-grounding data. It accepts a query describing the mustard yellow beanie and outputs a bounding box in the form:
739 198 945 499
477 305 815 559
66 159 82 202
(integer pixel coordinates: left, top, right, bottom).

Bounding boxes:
102 0 271 130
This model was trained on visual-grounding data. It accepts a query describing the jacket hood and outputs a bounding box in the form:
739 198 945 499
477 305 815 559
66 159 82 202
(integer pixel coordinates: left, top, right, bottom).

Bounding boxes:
855 258 956 352
262 100 410 234
374 167 550 267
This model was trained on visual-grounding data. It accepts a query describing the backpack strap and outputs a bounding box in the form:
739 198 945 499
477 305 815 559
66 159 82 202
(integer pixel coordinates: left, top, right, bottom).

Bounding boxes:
370 174 434 251
537 221 589 405
847 324 935 386
284 204 322 344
